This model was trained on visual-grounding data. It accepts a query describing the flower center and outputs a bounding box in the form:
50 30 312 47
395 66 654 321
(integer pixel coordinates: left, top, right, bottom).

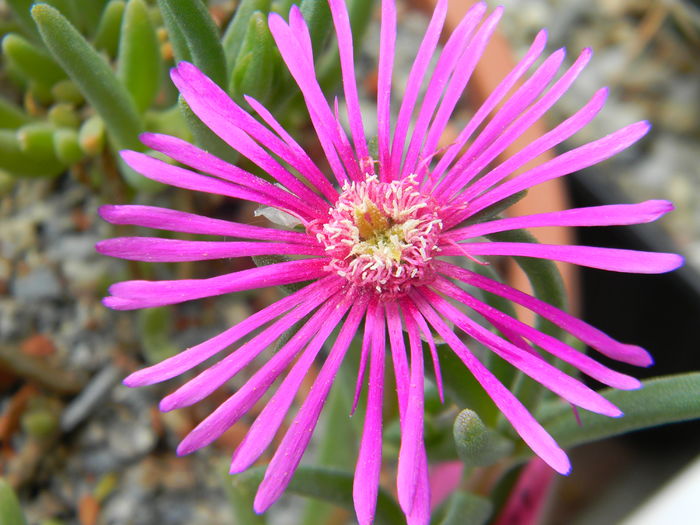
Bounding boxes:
311 174 443 297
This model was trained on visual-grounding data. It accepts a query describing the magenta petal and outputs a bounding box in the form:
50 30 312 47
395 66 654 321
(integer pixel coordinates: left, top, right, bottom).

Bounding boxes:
440 242 683 274
267 12 356 183
123 276 342 387
160 283 341 413
428 29 548 186
401 3 490 178
97 237 323 262
353 302 386 525
328 0 370 167
445 200 674 241
432 277 640 389
376 0 396 179
409 292 571 475
230 292 354 475
396 305 425 514
390 0 448 177
98 204 316 244
171 63 332 210
420 287 623 417
251 297 368 510
120 150 308 222
105 258 329 310
176 293 346 455
436 261 653 366
385 301 409 418
464 121 652 218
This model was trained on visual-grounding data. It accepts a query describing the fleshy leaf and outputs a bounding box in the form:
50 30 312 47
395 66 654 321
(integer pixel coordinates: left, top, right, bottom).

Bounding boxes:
537 372 700 450
32 4 143 154
0 478 27 525
2 33 67 88
0 96 33 129
453 409 514 468
118 0 162 113
229 11 276 105
222 0 271 73
157 0 227 88
434 491 492 525
234 466 405 525
93 0 125 59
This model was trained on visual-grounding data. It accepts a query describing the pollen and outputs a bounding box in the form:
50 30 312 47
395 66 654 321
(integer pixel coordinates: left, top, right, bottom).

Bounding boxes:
310 174 443 298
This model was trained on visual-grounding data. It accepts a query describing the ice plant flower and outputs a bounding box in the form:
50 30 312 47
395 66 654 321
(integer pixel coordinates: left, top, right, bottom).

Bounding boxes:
97 1 682 523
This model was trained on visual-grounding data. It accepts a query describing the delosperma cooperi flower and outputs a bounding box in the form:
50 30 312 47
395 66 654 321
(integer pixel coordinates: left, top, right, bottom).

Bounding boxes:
97 1 683 523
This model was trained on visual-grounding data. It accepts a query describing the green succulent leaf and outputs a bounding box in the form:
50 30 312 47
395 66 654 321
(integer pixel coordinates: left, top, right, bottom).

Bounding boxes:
536 372 700 451
222 0 271 73
0 96 34 129
93 0 125 59
0 477 27 525
453 409 514 468
5 0 41 42
229 11 276 105
234 466 405 525
2 32 67 88
434 491 492 525
0 129 64 177
157 0 227 88
32 4 144 152
299 0 333 56
54 127 83 164
118 0 162 113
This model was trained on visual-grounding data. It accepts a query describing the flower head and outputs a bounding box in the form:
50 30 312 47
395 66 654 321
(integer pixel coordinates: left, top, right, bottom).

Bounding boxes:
97 1 682 523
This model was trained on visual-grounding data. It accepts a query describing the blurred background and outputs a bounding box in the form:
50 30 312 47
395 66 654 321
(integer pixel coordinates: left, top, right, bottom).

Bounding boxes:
1 0 699 524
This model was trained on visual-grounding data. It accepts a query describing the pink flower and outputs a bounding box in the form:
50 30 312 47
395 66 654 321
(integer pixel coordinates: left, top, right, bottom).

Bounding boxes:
97 1 682 523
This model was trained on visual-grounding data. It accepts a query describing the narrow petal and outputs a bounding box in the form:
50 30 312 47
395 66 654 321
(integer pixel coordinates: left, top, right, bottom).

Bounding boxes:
352 297 377 413
401 3 490 178
139 132 328 217
417 4 497 177
431 277 641 389
409 292 571 475
105 258 329 310
461 121 652 220
385 300 409 418
120 150 309 222
268 12 357 183
98 204 317 244
176 293 346 455
171 64 332 210
230 291 354 474
244 95 338 202
408 303 444 402
427 29 548 186
406 447 431 525
419 288 622 416
396 303 425 514
435 261 653 365
454 87 609 205
353 302 386 525
251 297 368 510
434 48 567 200
160 285 342 413
123 276 342 387
97 237 324 262
444 200 674 241
443 48 594 201
440 242 683 274
329 0 370 168
377 0 396 179
390 0 448 177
